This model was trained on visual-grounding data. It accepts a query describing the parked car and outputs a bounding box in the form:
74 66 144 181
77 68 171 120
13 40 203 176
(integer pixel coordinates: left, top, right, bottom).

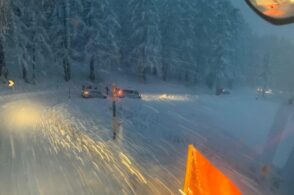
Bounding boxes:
122 89 142 99
82 85 107 99
216 87 231 96
112 88 141 99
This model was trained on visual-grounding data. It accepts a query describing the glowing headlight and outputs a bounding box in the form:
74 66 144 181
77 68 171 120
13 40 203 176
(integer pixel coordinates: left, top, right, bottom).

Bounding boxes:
265 89 273 94
83 90 90 97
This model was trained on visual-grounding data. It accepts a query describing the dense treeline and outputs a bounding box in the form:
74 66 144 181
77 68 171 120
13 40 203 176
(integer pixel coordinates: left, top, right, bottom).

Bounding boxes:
0 0 294 91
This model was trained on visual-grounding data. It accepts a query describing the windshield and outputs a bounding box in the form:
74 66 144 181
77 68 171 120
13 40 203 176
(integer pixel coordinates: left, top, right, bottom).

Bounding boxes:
0 0 293 194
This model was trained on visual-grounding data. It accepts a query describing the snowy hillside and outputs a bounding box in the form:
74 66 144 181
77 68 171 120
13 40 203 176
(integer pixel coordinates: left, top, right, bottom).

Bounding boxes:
0 0 292 92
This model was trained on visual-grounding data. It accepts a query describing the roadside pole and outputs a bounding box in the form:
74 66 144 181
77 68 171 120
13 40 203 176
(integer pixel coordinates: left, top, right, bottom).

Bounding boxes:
112 85 117 140
112 98 116 117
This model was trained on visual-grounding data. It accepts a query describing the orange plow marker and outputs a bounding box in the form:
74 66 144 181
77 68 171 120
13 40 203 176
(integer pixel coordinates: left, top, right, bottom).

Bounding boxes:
183 145 242 195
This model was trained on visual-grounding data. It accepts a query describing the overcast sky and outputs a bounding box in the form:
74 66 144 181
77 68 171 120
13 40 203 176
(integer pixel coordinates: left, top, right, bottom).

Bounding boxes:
229 0 294 42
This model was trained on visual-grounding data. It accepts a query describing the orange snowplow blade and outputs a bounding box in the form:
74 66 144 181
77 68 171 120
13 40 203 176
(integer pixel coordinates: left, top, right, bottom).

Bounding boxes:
183 145 242 195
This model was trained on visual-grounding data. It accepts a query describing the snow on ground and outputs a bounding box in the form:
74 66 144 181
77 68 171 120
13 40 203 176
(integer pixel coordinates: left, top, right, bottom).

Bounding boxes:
0 75 293 194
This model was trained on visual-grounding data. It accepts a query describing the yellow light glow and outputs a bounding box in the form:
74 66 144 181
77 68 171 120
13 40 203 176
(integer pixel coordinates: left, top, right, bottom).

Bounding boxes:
83 90 90 97
3 101 43 130
142 94 190 102
8 80 14 88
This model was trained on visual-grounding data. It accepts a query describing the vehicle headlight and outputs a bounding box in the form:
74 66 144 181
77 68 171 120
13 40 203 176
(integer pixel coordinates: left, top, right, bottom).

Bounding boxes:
83 90 90 96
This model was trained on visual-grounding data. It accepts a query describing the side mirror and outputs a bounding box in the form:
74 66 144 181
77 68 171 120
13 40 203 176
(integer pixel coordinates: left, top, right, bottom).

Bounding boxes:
246 0 294 25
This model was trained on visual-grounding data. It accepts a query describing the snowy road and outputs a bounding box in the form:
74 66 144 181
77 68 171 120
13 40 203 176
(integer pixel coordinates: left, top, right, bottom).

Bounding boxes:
0 91 174 195
0 86 285 195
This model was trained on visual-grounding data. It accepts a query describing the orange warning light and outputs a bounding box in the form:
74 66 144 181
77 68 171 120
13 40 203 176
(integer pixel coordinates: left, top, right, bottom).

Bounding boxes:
117 89 124 97
183 145 242 195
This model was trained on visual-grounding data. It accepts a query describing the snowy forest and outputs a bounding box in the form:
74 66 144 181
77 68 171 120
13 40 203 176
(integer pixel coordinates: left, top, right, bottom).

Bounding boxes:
0 0 294 91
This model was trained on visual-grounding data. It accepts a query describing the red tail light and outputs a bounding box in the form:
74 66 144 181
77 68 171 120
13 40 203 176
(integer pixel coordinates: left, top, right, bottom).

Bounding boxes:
117 89 124 97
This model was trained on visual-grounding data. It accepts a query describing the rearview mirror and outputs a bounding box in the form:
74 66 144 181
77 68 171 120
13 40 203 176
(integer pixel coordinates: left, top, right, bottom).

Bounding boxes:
246 0 294 25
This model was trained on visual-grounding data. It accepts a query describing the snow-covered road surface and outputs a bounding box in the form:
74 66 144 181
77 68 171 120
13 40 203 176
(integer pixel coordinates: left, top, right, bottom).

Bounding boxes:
0 93 171 195
0 84 289 195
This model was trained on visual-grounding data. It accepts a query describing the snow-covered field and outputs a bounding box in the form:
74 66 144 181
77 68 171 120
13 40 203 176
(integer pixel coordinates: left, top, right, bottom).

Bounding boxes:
0 76 293 195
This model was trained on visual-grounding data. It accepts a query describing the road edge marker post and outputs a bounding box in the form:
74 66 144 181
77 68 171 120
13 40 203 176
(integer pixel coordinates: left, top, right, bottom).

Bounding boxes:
8 80 15 90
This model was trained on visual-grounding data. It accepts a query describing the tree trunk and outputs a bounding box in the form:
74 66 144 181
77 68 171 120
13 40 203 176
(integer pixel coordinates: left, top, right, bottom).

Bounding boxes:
142 67 147 82
162 63 168 81
63 0 71 81
63 58 70 81
32 12 37 82
22 64 28 83
32 44 36 81
0 38 5 77
185 71 189 82
89 56 95 81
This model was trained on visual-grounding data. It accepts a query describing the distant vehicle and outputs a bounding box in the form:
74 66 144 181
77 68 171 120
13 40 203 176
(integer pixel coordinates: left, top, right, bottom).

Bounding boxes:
112 87 124 98
113 88 141 99
123 89 142 99
216 88 230 96
256 87 273 95
82 85 107 99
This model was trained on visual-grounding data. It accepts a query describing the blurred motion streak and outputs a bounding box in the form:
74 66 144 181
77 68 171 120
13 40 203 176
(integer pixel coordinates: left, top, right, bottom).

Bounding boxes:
38 107 154 193
183 145 242 195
